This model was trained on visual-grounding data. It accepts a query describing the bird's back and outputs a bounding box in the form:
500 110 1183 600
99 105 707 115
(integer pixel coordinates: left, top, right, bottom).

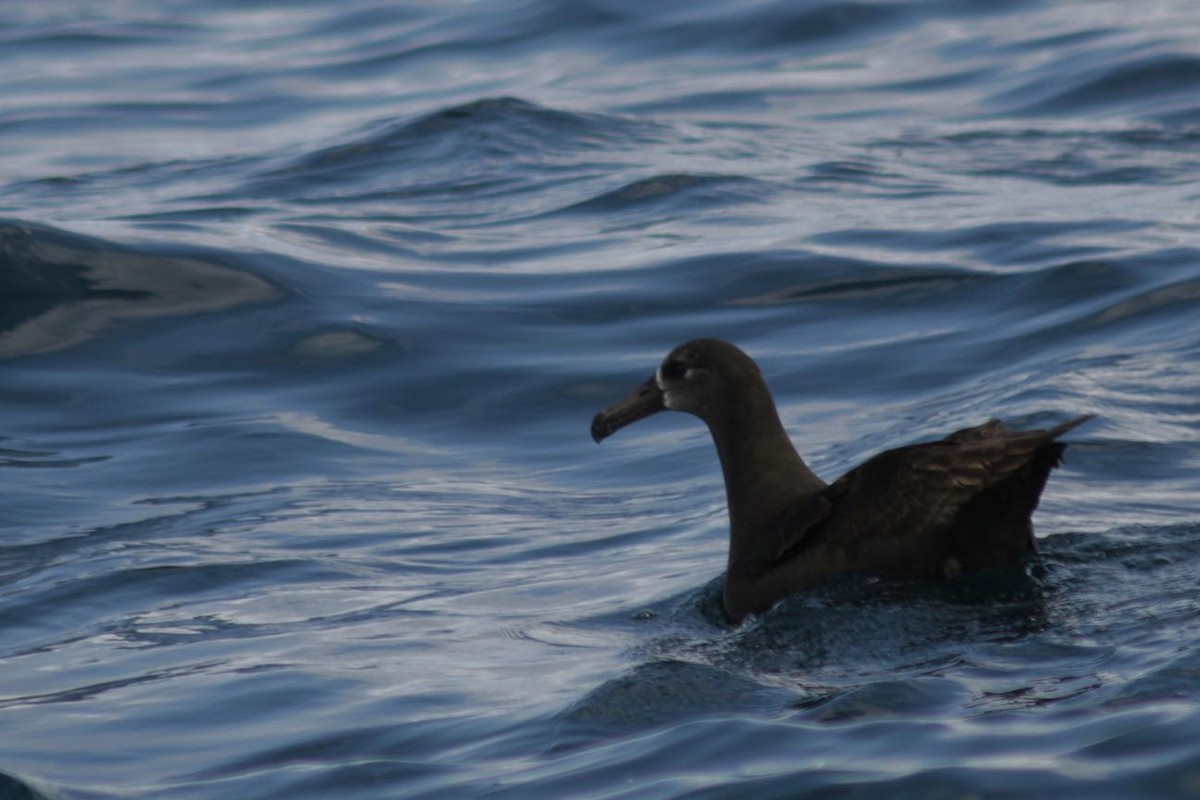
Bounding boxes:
809 415 1090 576
729 415 1092 618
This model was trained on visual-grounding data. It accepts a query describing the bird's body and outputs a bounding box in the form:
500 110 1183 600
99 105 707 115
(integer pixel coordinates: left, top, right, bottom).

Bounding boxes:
591 339 1091 622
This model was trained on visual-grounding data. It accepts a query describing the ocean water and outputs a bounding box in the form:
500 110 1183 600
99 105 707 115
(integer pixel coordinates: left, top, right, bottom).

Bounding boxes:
2 1 1199 797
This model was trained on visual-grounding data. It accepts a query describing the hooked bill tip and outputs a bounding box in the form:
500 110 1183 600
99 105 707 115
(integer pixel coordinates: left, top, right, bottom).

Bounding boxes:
590 412 611 444
589 374 664 444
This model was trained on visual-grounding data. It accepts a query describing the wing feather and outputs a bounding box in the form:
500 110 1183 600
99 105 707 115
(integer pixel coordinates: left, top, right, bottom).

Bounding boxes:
765 416 1090 577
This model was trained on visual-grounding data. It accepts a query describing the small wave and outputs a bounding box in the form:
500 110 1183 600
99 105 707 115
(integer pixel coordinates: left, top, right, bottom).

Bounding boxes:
801 158 954 197
868 127 1200 188
611 1 914 55
0 444 109 469
0 770 59 800
562 658 793 730
812 219 1145 266
996 251 1200 335
995 52 1200 118
558 173 769 215
0 220 277 358
252 98 656 196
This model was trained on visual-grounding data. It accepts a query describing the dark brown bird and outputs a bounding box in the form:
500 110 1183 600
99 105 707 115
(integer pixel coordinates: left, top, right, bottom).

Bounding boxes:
591 338 1092 623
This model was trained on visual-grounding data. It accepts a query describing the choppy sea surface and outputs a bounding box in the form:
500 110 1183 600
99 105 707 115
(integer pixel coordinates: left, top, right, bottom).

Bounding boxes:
2 1 1199 798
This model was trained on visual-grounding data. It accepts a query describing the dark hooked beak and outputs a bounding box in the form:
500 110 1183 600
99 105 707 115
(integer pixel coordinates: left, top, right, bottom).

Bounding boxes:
591 374 664 443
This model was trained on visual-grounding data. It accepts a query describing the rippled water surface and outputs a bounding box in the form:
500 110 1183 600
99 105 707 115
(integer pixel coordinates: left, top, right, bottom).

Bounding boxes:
2 1 1199 798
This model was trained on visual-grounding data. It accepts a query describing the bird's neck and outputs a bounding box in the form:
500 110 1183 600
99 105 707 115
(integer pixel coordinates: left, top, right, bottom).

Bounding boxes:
705 378 825 569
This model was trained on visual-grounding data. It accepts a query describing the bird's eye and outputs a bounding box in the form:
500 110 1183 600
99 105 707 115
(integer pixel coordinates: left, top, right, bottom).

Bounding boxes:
660 360 690 381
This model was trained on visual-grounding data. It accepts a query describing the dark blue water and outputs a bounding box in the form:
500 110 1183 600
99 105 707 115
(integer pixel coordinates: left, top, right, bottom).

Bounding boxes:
2 2 1199 798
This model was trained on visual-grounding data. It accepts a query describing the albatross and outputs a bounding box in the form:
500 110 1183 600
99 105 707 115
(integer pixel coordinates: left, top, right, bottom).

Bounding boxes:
591 338 1091 622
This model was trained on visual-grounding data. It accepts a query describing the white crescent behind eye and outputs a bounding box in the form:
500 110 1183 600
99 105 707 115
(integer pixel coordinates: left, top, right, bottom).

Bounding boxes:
656 364 694 410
